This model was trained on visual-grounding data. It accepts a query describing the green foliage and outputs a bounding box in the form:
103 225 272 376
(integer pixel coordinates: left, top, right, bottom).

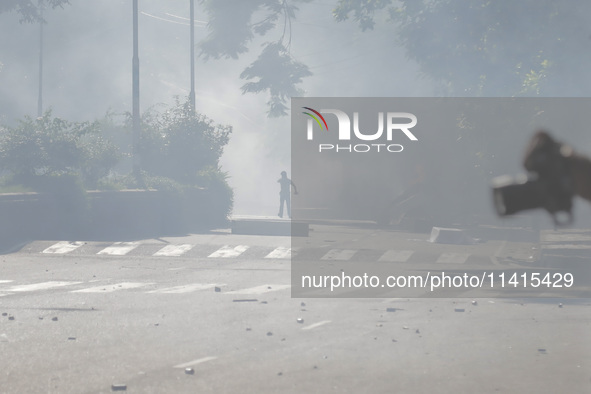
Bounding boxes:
196 165 234 219
139 98 232 184
333 0 392 31
199 0 312 116
334 0 591 96
241 42 312 117
0 0 70 23
0 110 121 189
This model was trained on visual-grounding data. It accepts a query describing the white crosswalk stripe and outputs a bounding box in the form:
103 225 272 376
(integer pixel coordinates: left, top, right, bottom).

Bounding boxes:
7 281 83 292
208 245 249 258
378 250 414 262
436 253 470 264
153 244 194 257
42 241 85 254
72 282 153 293
97 242 139 256
321 249 357 261
147 283 222 294
225 284 291 295
264 246 292 259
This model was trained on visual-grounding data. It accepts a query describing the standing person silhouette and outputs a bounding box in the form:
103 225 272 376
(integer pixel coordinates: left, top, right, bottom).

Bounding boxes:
278 171 298 218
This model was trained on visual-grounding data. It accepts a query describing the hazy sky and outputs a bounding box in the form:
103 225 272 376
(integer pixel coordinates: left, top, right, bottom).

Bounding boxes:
0 0 433 215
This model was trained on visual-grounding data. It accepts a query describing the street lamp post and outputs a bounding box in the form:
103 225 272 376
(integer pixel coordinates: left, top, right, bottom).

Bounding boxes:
132 0 141 176
37 0 44 117
189 0 195 112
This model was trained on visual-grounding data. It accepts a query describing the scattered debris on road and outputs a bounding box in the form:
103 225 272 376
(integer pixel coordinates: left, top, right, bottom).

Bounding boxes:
185 368 195 375
297 318 304 324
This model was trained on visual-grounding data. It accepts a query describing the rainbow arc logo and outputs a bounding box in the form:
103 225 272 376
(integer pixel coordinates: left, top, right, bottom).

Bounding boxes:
302 107 328 131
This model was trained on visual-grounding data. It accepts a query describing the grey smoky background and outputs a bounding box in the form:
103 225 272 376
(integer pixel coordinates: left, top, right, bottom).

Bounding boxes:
291 97 591 298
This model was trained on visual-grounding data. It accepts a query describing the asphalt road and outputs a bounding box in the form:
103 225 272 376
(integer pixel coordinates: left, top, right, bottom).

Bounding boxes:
1 224 590 393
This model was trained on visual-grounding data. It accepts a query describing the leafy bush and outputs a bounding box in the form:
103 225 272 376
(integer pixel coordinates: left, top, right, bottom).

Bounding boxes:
139 98 232 185
196 165 234 221
0 110 121 190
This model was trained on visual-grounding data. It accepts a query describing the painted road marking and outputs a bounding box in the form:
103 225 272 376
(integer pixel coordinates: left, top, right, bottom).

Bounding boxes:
225 284 291 295
147 283 223 294
0 280 14 284
97 242 139 256
302 320 332 330
378 250 414 262
264 246 292 259
436 253 470 264
72 282 152 293
208 245 249 258
8 281 83 292
153 244 194 257
173 356 218 369
321 249 357 261
42 241 85 254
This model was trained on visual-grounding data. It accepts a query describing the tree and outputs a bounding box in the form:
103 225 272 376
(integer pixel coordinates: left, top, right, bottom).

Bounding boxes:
199 0 312 116
0 0 69 23
333 0 591 96
139 97 232 185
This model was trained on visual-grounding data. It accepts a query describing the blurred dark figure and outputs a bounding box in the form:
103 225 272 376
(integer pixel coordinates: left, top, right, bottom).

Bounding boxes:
492 130 591 225
278 171 298 218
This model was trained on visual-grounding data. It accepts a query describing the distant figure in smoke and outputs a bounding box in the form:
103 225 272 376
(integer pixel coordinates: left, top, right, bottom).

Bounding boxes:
278 171 298 218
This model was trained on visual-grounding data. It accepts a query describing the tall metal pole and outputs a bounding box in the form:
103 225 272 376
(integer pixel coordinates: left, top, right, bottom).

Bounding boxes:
132 0 141 176
189 0 195 112
37 0 44 117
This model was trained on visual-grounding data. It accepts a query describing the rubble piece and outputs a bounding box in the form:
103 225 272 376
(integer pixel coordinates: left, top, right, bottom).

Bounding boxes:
558 303 563 308
300 302 306 307
297 318 304 324
1 313 6 316
51 317 58 321
402 326 409 330
246 328 252 331
538 348 547 353
267 332 273 336
68 337 76 341
471 300 478 306
214 287 221 292
185 368 195 375
233 299 258 303
429 227 475 245
8 316 15 321
111 384 127 391
386 308 397 312
454 308 465 312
